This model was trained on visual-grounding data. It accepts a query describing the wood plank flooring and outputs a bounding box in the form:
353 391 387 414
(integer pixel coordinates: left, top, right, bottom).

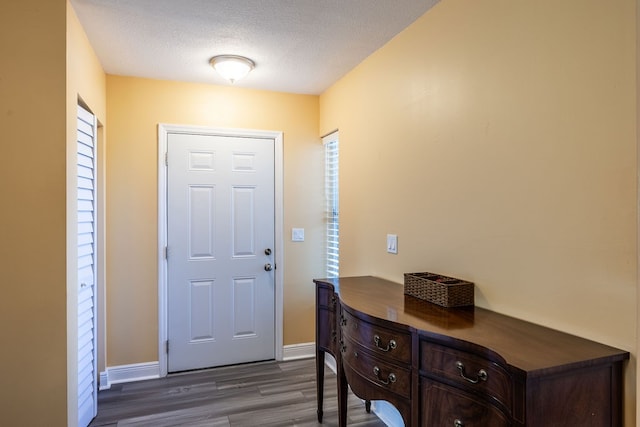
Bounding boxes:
89 358 386 427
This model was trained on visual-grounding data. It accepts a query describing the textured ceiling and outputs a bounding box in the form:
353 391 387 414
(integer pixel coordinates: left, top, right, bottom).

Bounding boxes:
70 0 439 95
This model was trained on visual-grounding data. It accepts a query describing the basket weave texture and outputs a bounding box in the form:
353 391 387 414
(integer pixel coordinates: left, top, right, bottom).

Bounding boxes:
404 272 474 308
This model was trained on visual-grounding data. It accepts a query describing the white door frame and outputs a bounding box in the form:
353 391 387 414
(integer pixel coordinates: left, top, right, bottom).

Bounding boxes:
157 123 284 377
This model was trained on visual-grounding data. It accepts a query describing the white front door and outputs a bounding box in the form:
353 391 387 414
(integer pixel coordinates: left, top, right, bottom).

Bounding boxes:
77 105 98 427
167 132 276 372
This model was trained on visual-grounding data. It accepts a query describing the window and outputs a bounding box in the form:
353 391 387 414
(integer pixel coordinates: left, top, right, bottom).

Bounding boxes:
323 132 339 277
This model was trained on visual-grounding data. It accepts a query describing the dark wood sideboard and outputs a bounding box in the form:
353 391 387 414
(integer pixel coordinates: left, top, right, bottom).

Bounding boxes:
315 276 629 427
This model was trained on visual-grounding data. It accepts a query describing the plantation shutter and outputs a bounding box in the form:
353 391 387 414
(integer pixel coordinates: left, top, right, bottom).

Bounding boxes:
77 104 98 427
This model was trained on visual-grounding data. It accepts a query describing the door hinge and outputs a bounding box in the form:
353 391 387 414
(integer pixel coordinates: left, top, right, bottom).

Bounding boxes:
164 246 168 260
165 152 168 166
165 340 169 354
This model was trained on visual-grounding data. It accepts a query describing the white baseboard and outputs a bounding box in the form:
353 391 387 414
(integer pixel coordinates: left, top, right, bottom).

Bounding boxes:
371 401 403 427
323 352 337 373
100 344 313 389
282 342 315 361
99 371 110 390
100 361 160 389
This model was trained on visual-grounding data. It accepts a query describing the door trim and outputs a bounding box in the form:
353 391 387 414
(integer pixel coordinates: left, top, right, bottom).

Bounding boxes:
157 123 284 377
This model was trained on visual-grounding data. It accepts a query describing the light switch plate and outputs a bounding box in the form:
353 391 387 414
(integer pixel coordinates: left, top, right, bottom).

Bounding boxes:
387 234 398 254
292 228 305 242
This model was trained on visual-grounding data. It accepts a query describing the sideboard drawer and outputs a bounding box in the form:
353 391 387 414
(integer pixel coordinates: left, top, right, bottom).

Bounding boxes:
341 309 411 364
421 377 511 427
342 335 411 399
420 340 512 410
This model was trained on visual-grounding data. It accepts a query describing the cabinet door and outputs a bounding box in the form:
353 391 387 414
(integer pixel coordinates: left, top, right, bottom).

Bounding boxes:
316 282 337 308
317 306 337 353
421 378 511 427
526 365 618 426
316 284 338 355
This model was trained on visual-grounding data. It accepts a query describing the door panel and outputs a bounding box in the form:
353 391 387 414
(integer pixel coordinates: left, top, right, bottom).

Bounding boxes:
233 277 257 337
167 132 275 372
189 185 216 258
77 104 97 427
232 186 256 255
189 279 215 341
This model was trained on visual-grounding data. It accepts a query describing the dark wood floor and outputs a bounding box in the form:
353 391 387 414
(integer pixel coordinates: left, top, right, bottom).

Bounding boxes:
89 358 386 427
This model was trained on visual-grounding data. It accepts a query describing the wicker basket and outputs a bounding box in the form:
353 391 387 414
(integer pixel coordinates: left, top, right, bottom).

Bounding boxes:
403 272 474 307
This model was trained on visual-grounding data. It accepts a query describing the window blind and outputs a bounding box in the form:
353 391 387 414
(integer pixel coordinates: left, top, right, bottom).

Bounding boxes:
323 132 339 278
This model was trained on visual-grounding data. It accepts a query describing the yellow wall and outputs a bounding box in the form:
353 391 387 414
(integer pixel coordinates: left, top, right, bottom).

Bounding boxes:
0 1 68 424
320 0 637 424
0 0 105 424
105 76 321 365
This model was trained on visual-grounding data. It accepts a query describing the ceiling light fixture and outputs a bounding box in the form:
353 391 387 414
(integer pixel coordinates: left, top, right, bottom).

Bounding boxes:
209 55 255 84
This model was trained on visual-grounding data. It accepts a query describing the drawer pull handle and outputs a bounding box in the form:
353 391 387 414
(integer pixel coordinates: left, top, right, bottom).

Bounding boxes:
454 420 464 427
373 335 397 352
455 361 488 384
373 366 396 385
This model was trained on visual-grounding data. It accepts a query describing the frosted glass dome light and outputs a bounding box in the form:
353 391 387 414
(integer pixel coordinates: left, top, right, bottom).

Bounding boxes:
210 55 255 83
